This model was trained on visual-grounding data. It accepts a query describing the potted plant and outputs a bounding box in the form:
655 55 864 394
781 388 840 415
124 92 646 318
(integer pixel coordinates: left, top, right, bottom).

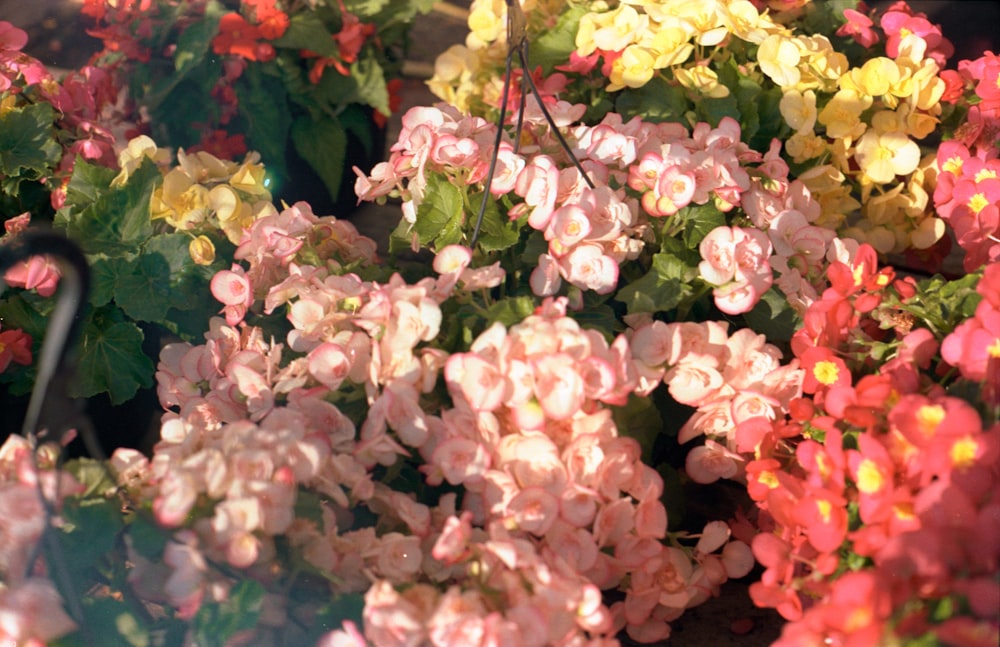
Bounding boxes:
82 0 435 214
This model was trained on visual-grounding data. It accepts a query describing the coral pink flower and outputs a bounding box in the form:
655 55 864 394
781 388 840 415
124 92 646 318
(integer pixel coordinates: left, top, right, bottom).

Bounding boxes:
836 8 879 48
0 327 32 373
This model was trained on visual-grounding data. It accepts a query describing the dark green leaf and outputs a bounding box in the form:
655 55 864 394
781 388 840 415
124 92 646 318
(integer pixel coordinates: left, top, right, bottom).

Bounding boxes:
569 303 618 338
292 115 347 205
125 512 169 561
89 256 118 308
529 4 588 73
615 251 697 314
55 160 160 256
271 12 339 57
473 191 521 252
615 78 689 123
113 252 174 322
613 394 665 464
0 103 60 180
485 296 538 327
696 93 741 128
192 580 264 647
237 67 292 171
72 319 154 404
743 286 800 343
679 203 726 248
174 14 220 75
348 57 390 116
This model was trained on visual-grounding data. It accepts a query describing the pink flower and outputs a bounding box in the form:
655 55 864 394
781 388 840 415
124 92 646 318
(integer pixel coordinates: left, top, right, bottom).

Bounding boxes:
3 255 61 297
0 578 77 644
836 8 879 48
317 621 368 647
445 353 507 412
210 264 253 325
685 439 743 484
0 327 32 373
563 244 619 294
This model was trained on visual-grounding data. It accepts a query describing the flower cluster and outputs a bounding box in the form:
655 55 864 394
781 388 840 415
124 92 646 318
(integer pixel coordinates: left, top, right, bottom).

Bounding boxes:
0 20 126 215
82 0 432 208
120 136 276 265
0 435 81 645
430 0 959 267
732 242 1000 644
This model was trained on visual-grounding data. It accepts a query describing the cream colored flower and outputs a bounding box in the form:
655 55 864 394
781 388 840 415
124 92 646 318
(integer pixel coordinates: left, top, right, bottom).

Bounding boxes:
757 34 801 88
818 88 871 141
608 45 657 91
151 168 210 230
113 135 171 188
675 65 730 98
189 235 216 266
855 130 921 184
779 89 816 133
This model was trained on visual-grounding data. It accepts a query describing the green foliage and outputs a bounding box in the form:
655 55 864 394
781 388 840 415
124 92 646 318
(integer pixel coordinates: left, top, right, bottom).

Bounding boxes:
0 102 61 195
615 246 701 316
292 114 347 203
529 4 588 73
191 580 265 647
72 317 155 403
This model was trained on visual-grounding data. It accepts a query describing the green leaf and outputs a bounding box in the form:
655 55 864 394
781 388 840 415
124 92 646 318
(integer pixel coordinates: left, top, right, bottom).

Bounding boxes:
528 4 588 73
64 159 118 206
113 252 174 322
55 160 160 256
678 203 726 248
192 580 264 647
473 191 521 252
743 286 800 343
0 102 61 180
696 93 741 128
271 12 339 57
615 78 689 123
72 319 154 404
615 251 697 314
125 512 169 561
485 295 538 327
412 175 463 247
65 458 118 498
612 394 665 464
348 57 390 116
237 66 292 171
292 115 348 205
174 13 220 75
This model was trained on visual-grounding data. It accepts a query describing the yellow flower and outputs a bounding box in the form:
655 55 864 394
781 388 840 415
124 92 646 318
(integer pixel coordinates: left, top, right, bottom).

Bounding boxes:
467 0 506 50
208 185 252 243
189 235 216 266
818 88 871 141
177 148 237 184
779 89 816 133
229 162 270 198
152 168 210 229
608 45 656 91
855 130 921 184
786 132 826 163
113 135 171 188
591 5 647 53
0 94 18 117
642 24 694 69
668 0 728 46
757 34 801 88
910 216 946 249
675 65 730 98
719 0 778 44
850 57 900 98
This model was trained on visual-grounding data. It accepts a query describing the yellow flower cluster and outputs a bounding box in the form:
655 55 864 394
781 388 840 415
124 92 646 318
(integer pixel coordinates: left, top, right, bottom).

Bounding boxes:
775 37 947 253
116 136 275 265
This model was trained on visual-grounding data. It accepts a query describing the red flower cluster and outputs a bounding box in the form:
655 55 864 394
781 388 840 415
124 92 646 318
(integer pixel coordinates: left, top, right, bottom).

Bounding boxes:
744 248 1000 645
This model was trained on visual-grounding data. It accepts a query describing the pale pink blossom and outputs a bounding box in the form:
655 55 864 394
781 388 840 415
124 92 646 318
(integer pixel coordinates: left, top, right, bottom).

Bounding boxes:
0 578 77 644
685 439 744 484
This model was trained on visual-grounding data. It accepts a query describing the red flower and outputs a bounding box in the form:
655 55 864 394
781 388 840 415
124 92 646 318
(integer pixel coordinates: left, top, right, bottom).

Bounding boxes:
212 13 263 61
800 346 851 394
0 327 32 373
